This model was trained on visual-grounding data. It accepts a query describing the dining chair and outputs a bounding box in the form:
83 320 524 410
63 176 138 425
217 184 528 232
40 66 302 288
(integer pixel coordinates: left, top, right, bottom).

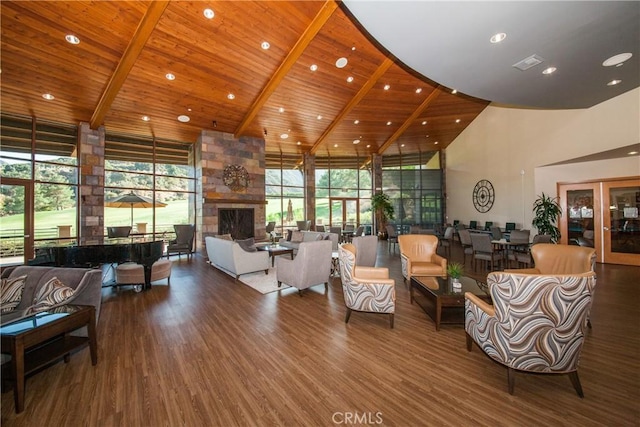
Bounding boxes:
490 226 503 240
470 232 503 271
457 229 474 266
386 224 399 253
439 226 454 258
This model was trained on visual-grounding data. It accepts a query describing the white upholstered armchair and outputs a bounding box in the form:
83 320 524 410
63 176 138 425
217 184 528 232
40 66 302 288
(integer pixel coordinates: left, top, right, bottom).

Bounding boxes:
276 240 332 294
338 244 396 328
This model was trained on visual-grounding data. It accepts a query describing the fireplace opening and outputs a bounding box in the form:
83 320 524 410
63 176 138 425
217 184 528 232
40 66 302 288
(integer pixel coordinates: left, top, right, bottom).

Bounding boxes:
219 208 255 239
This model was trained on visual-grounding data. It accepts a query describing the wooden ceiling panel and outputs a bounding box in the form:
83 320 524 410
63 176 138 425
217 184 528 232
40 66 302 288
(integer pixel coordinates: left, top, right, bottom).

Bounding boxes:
1 0 489 160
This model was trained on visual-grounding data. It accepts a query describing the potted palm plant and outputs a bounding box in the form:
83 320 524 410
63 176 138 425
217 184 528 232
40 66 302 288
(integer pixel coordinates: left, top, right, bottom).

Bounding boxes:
371 192 395 238
447 262 464 288
532 193 562 243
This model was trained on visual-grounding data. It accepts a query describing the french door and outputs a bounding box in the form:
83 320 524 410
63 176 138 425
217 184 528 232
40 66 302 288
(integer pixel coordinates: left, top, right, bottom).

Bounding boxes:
559 177 640 266
330 198 359 228
0 178 34 266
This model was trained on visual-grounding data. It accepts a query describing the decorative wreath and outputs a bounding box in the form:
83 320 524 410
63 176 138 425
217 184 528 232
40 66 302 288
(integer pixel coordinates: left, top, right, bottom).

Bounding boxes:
223 164 251 192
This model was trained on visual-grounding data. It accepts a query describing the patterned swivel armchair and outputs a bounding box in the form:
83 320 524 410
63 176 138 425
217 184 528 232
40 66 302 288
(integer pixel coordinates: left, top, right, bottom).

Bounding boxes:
465 270 597 397
398 234 447 286
338 244 396 328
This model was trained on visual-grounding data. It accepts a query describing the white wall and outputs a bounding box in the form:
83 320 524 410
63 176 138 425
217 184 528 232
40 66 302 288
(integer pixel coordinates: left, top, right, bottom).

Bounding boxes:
446 88 640 230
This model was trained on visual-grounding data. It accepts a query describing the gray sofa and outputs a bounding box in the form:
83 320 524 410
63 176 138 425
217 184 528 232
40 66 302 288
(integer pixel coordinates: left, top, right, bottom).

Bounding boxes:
1 265 103 329
278 231 339 253
205 236 269 279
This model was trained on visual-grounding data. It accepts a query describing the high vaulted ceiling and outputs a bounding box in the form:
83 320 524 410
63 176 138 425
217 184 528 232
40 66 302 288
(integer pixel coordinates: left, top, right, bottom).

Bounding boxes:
0 1 488 158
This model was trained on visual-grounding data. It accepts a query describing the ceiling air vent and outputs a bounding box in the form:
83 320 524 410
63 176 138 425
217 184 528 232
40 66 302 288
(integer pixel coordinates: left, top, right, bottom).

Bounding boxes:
512 54 544 71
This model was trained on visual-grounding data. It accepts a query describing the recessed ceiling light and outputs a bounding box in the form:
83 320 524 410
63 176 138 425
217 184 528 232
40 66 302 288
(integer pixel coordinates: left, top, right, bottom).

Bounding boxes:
415 88 422 94
425 135 429 138
280 133 288 139
603 53 632 67
351 46 356 51
400 144 405 147
451 89 458 94
366 144 371 148
336 57 348 68
354 119 359 125
386 121 392 125
310 64 318 72
353 139 360 144
490 32 507 43
334 144 338 148
383 84 390 90
203 8 215 19
434 141 438 145
542 67 556 75
421 121 427 125
607 79 622 86
42 93 55 100
455 119 461 123
346 76 354 83
177 115 190 123
141 116 150 122
297 141 301 145
261 41 270 50
278 107 285 113
227 93 235 99
165 73 175 80
317 115 322 120
187 108 192 112
65 34 80 44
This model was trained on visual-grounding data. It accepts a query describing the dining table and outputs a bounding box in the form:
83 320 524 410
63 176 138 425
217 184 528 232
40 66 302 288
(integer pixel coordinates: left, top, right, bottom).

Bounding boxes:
491 238 530 268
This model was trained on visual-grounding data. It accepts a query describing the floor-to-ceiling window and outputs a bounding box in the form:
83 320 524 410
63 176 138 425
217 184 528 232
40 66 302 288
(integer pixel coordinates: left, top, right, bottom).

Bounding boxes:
104 134 195 240
315 155 372 233
382 152 443 234
265 153 304 236
0 113 78 265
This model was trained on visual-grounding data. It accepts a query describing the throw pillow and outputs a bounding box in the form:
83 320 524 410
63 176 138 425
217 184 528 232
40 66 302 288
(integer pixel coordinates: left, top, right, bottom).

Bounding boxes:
316 234 324 241
324 234 332 241
0 274 27 314
28 277 76 313
291 231 304 243
236 237 257 252
286 230 293 241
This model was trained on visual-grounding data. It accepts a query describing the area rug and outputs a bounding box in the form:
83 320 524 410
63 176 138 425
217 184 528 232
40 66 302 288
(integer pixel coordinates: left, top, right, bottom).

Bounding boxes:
237 267 291 294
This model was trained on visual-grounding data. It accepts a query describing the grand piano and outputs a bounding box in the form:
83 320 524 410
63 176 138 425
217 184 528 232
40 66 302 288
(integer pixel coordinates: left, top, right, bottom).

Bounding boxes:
29 240 164 290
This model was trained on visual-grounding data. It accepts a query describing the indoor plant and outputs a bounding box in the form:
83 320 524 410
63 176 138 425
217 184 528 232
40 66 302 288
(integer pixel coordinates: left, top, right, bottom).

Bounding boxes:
532 192 562 243
371 192 395 237
447 262 464 288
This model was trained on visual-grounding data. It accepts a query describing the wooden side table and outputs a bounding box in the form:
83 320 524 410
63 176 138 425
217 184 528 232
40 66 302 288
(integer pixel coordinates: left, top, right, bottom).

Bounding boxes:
1 305 97 413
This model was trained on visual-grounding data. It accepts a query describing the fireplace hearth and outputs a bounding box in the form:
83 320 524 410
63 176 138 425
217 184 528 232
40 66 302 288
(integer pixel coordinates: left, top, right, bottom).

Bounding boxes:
219 208 255 239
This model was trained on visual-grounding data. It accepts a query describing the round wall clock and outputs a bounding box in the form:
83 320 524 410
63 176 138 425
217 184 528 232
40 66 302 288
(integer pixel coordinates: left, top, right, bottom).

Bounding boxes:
223 164 251 192
472 179 495 213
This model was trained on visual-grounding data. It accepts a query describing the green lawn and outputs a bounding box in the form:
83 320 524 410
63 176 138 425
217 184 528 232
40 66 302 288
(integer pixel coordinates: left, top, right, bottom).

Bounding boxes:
0 200 190 237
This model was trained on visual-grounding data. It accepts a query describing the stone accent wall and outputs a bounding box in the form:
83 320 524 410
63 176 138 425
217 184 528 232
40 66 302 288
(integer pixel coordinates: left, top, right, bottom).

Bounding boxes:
304 153 315 227
196 130 266 252
78 123 105 245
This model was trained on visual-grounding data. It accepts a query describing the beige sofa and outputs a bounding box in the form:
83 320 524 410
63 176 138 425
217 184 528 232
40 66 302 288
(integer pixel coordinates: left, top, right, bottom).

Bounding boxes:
278 231 339 253
205 236 269 279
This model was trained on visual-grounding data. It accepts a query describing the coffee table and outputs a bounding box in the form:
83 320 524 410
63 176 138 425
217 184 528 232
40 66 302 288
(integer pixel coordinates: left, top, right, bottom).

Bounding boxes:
410 275 491 331
0 305 97 413
256 244 294 267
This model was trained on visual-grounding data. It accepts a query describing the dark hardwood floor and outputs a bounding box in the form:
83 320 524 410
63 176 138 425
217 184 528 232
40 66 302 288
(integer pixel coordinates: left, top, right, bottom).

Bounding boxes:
2 241 639 426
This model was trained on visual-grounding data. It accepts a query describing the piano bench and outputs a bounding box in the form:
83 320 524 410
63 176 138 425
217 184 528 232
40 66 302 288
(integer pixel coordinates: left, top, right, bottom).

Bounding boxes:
115 262 145 290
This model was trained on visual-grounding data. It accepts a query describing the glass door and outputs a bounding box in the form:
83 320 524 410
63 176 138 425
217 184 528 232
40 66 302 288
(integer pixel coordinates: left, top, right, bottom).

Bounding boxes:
329 198 359 229
0 178 33 266
603 179 640 266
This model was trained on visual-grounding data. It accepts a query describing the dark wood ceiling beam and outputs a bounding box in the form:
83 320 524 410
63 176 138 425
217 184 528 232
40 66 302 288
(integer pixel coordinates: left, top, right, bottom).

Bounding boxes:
90 1 169 129
377 86 442 155
234 0 338 137
309 57 394 155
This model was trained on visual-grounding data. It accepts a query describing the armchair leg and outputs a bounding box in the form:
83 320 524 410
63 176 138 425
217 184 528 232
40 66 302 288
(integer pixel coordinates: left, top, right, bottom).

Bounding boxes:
568 371 584 398
465 332 473 351
345 308 352 324
389 313 394 329
277 281 282 287
507 368 515 395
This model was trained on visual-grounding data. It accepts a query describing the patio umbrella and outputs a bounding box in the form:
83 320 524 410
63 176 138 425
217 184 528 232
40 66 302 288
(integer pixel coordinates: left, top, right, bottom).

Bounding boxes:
105 192 167 227
285 199 294 223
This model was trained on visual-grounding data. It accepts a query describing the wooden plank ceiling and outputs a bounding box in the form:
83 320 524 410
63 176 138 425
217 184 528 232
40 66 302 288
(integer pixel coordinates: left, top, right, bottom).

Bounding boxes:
0 0 489 159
